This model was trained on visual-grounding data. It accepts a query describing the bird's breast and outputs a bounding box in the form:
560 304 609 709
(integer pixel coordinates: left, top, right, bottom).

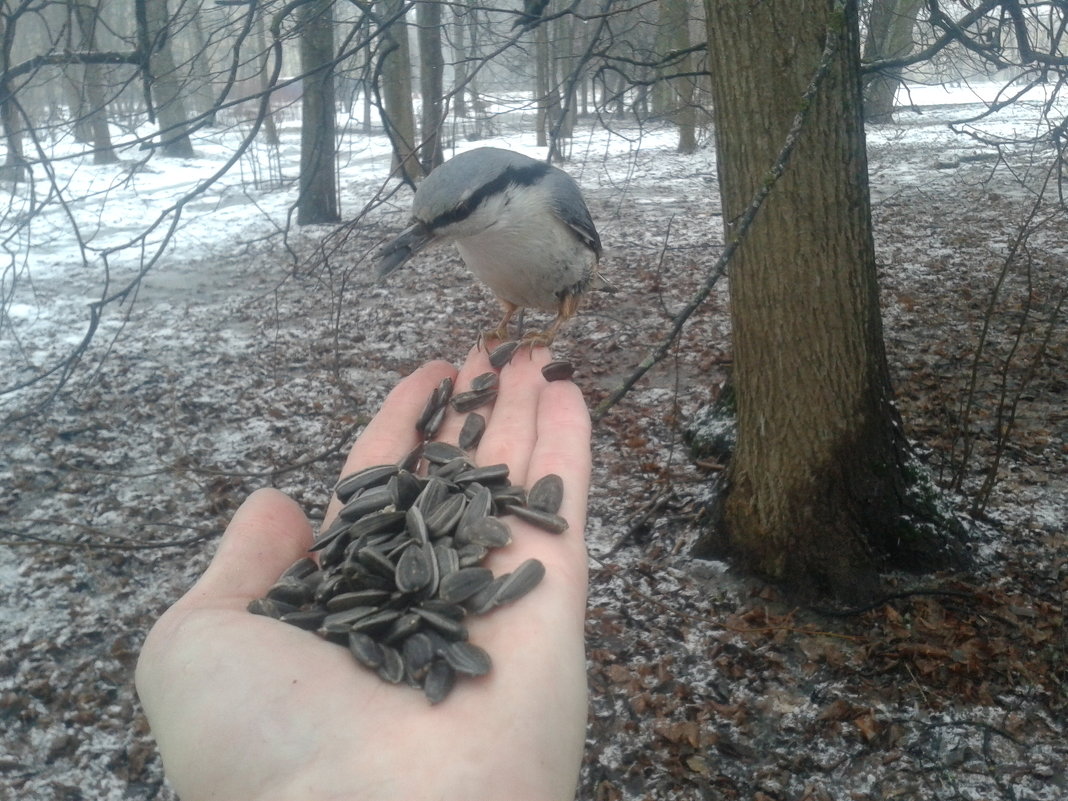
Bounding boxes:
453 184 597 310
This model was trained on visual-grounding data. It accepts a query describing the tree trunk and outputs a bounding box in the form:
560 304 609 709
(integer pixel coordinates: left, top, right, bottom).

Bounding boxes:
696 0 960 602
253 5 279 147
0 12 26 181
143 0 195 158
452 4 468 118
863 0 923 123
73 0 118 163
379 0 422 183
416 0 444 172
535 20 549 147
297 0 340 224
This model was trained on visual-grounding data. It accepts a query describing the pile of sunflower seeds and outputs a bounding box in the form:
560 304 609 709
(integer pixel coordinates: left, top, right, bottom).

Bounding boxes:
249 344 573 703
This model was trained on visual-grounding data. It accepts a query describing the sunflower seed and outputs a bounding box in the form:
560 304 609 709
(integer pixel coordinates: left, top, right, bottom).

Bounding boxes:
443 641 492 677
458 484 492 530
527 473 564 514
349 632 383 669
421 405 447 438
458 412 487 451
279 609 327 630
395 542 434 594
323 605 379 628
507 503 569 534
350 608 402 634
434 376 454 407
490 485 527 509
338 486 395 522
433 543 460 579
430 456 475 481
347 509 407 541
319 621 351 645
376 644 405 683
414 607 468 640
413 476 451 514
470 372 499 392
488 340 520 368
541 360 575 382
389 470 423 510
455 463 510 485
457 542 489 567
417 599 466 621
383 612 423 645
356 546 397 579
281 557 320 581
423 659 455 704
335 464 400 503
450 387 498 413
425 492 467 538
313 574 351 604
493 558 546 605
266 577 314 607
325 589 390 612
402 632 436 681
457 516 512 548
464 575 507 615
309 517 351 552
247 598 295 618
399 441 424 472
438 566 494 603
423 441 466 464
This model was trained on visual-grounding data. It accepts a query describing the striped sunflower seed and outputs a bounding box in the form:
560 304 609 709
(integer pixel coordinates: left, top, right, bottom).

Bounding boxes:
376 644 405 683
247 598 295 619
325 590 390 612
541 360 575 382
437 566 494 603
399 441 424 472
455 463 509 485
402 632 436 681
279 609 327 631
335 464 399 503
488 340 520 368
450 387 498 413
470 372 499 392
423 659 455 704
425 492 467 539
414 607 467 640
458 412 487 451
443 641 492 677
266 577 314 607
281 557 319 580
526 473 564 514
349 632 383 669
493 558 546 605
395 542 434 594
338 486 395 522
457 516 512 548
507 503 568 534
423 441 466 465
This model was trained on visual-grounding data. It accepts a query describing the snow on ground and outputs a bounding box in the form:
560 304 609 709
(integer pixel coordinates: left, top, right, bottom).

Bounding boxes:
1 83 1065 800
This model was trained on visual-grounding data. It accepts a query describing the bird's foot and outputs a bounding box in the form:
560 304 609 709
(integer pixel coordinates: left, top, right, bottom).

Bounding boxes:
478 325 512 351
519 329 555 349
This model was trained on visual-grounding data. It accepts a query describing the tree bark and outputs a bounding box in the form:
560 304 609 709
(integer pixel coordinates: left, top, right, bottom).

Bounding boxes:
0 10 26 180
416 0 444 172
72 0 118 163
143 0 195 158
297 0 340 224
863 0 923 123
379 0 422 183
696 0 960 602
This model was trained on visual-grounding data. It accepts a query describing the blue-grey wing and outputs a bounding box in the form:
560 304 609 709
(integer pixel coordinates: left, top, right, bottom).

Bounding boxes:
544 166 602 259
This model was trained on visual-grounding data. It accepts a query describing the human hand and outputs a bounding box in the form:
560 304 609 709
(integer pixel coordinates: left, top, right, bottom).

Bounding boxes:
135 345 592 801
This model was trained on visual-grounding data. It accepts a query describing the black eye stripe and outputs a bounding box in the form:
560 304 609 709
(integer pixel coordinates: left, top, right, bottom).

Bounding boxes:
427 162 550 230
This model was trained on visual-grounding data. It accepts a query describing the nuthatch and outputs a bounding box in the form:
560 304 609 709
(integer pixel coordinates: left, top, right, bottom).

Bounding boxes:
377 147 609 346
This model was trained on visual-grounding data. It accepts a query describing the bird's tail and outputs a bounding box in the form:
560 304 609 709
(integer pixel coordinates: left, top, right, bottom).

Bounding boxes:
376 223 433 280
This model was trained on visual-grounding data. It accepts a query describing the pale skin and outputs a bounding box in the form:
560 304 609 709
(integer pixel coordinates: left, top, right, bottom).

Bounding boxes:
135 345 592 801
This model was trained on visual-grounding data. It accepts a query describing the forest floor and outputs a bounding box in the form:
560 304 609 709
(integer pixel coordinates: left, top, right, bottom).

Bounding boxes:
1 95 1065 800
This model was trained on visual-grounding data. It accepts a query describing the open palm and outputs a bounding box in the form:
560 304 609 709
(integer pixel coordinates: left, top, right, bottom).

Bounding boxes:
136 347 592 801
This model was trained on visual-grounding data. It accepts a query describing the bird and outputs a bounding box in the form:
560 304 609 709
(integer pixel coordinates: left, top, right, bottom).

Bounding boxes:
377 147 608 347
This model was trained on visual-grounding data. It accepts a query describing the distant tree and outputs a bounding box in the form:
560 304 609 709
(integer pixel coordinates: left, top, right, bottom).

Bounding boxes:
697 0 962 602
416 0 444 172
378 0 422 183
142 0 195 157
862 0 923 123
297 0 340 224
70 0 118 163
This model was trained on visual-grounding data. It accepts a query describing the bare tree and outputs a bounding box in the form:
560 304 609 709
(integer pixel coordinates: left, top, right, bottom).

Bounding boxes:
141 0 195 157
297 0 340 224
862 0 923 123
416 0 444 172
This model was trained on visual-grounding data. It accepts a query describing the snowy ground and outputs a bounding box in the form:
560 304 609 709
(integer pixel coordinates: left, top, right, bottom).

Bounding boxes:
1 82 1065 799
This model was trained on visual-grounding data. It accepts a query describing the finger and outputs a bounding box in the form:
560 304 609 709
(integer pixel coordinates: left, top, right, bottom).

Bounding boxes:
324 360 457 525
182 488 312 607
474 345 554 485
433 344 497 446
